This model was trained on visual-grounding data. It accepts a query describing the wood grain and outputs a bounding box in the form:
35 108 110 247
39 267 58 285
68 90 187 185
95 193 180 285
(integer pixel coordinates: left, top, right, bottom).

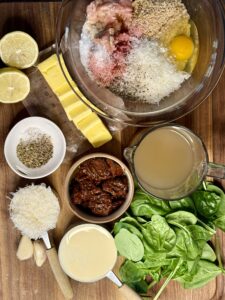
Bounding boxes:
0 2 225 300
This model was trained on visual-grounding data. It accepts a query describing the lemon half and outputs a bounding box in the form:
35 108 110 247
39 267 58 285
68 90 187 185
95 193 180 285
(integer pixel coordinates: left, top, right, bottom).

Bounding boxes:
0 31 39 69
0 68 30 103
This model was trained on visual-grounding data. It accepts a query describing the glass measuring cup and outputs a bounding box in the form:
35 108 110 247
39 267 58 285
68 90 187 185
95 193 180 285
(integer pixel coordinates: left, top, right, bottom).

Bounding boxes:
58 224 142 300
124 125 225 200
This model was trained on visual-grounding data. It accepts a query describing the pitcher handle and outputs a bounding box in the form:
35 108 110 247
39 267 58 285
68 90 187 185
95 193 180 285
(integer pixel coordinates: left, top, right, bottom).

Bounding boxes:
123 146 137 164
207 162 225 179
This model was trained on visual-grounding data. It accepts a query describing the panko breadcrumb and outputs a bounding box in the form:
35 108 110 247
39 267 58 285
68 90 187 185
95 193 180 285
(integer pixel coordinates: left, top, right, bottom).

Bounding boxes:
132 0 190 45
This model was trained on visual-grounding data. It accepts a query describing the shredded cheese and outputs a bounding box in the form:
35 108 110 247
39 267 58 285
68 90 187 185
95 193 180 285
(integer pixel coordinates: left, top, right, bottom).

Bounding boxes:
112 39 190 103
9 184 60 240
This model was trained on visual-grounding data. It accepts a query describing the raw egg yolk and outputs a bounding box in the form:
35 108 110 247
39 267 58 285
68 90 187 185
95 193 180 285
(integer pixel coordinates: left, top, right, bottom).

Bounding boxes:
169 35 194 61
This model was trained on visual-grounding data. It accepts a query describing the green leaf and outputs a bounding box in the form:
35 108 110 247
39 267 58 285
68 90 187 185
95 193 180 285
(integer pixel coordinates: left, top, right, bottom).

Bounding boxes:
169 197 196 213
118 217 143 231
213 215 225 231
176 260 222 289
119 260 149 283
167 229 199 260
127 280 149 294
143 253 168 268
153 258 183 300
131 189 171 217
166 211 197 226
142 215 176 253
187 225 213 246
137 216 148 223
205 182 225 197
161 259 188 279
201 243 216 262
113 221 143 239
115 229 144 262
192 191 221 218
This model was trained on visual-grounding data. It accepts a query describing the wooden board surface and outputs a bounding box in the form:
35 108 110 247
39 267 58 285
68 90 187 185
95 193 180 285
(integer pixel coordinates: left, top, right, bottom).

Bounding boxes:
0 2 225 300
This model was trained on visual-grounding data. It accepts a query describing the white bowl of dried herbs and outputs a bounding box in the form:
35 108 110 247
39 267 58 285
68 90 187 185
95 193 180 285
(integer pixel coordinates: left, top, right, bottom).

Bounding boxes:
4 117 66 179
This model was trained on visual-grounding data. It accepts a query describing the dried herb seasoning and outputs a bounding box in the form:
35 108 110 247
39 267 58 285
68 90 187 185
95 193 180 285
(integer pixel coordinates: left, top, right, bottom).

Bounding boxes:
16 134 53 168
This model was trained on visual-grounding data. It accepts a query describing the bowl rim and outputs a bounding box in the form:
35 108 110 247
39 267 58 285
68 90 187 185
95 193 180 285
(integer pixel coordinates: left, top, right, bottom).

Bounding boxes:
4 116 67 179
64 152 134 224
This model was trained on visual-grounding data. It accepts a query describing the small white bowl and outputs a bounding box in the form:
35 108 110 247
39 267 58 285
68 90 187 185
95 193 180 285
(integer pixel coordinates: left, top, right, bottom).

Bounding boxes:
4 117 66 179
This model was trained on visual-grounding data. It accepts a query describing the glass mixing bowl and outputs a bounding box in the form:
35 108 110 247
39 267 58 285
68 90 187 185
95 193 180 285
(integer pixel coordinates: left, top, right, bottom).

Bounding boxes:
56 0 225 126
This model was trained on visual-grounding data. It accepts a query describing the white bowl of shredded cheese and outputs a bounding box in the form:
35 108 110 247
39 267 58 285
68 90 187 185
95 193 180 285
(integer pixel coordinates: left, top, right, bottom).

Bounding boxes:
4 117 66 179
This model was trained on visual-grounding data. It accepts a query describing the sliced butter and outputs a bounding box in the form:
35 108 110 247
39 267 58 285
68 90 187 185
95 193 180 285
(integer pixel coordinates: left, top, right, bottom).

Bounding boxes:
77 112 112 148
60 92 78 108
70 102 92 124
38 54 112 147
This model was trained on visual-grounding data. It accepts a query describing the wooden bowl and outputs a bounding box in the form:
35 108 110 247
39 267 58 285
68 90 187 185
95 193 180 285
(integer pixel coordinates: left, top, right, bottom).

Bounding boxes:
64 153 134 224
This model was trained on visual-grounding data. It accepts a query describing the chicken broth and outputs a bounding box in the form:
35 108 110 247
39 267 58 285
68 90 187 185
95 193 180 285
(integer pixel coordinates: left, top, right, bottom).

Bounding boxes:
58 224 117 282
134 127 194 190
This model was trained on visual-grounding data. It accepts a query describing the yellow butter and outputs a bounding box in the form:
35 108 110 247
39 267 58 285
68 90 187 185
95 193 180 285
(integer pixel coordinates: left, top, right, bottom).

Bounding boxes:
59 91 78 107
38 55 58 72
71 102 92 124
77 112 112 148
77 112 101 131
38 54 112 147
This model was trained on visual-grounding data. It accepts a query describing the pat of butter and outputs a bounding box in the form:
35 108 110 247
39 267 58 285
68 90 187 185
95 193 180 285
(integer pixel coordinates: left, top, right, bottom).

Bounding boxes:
70 102 92 124
38 54 112 147
60 92 78 107
77 112 112 148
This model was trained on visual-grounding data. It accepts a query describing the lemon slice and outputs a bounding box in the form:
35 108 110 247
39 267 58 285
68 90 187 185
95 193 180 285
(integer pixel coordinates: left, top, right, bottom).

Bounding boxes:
0 31 39 69
0 68 30 103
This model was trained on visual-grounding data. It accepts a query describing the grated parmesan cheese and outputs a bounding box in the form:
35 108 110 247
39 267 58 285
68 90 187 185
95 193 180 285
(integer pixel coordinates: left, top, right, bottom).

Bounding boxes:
9 184 60 240
111 39 190 104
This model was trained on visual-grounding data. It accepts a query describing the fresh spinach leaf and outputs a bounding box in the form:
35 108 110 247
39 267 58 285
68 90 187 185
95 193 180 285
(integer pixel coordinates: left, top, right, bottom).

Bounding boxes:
115 229 144 262
169 197 196 213
114 183 225 298
137 216 148 223
113 217 143 239
167 228 199 260
153 258 183 300
205 182 225 197
143 253 168 268
187 225 213 247
192 191 221 218
166 211 197 226
176 260 222 289
127 280 149 294
161 258 188 279
167 225 211 261
118 217 143 231
131 189 171 217
201 243 216 262
213 215 225 231
142 215 176 253
119 260 149 283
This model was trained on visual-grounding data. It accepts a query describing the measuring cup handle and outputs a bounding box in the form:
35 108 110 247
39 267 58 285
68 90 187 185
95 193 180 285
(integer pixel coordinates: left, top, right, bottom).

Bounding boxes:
119 284 142 300
207 162 225 179
46 247 74 299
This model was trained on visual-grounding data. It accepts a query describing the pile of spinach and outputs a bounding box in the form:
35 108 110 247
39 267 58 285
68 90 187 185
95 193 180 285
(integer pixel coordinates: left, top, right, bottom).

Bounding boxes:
113 182 225 299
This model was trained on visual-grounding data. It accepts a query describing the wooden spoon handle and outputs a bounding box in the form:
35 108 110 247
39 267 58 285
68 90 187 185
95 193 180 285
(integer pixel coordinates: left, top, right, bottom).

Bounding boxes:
119 284 142 300
46 247 74 299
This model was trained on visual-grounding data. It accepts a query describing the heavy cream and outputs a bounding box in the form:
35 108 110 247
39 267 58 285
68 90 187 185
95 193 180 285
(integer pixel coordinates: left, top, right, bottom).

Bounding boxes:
58 224 117 282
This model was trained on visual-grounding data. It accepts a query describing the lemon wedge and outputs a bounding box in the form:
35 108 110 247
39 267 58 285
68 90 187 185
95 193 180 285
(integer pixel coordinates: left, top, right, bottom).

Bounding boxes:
0 31 39 69
169 35 194 61
0 68 30 103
